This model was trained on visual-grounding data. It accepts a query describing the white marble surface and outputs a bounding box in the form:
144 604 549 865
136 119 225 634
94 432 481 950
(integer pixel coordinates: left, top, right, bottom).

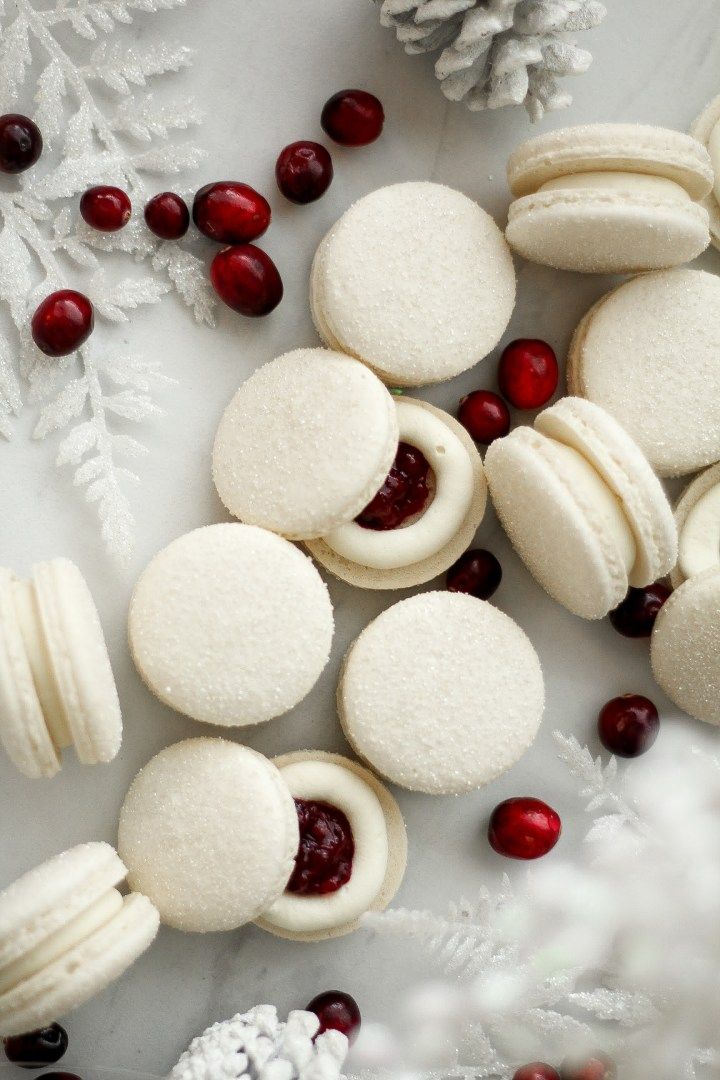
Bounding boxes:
2 1 720 1075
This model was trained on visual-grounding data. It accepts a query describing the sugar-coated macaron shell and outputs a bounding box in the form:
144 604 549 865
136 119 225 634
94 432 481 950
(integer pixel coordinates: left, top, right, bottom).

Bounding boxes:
691 94 720 250
255 751 407 942
311 182 516 387
567 269 720 478
213 349 399 540
535 397 677 588
118 739 300 932
129 524 334 727
650 569 720 727
305 399 487 590
338 592 544 795
670 463 720 588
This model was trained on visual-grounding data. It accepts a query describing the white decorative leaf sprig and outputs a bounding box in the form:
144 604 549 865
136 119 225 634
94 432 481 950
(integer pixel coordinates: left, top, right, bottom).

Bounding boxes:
0 0 215 564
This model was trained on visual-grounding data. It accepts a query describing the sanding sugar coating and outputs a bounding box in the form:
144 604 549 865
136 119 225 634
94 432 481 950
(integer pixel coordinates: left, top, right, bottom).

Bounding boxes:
568 269 720 477
338 592 544 795
128 524 334 727
118 739 300 932
212 349 399 539
310 182 516 387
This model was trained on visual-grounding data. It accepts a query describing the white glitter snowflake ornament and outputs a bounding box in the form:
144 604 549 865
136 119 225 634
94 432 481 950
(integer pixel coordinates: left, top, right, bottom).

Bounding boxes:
377 0 607 120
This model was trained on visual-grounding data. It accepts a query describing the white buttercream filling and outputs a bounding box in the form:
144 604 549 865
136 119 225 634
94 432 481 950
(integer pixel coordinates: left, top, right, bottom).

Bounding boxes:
322 400 474 570
261 761 389 934
539 171 692 203
709 121 720 206
13 578 72 751
0 888 124 995
679 482 720 580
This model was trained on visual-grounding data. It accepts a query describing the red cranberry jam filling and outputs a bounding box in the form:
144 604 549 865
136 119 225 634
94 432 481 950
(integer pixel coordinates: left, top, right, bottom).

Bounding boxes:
355 442 431 531
287 799 355 895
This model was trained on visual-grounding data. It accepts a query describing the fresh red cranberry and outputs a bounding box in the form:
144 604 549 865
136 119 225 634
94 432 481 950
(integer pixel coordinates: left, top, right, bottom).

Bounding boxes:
447 549 502 600
561 1053 616 1080
498 339 558 410
288 800 354 895
513 1066 560 1080
0 114 42 174
193 182 270 244
609 582 671 638
489 797 561 860
31 290 94 357
3 1025 68 1068
144 192 190 239
356 442 431 530
458 390 510 444
305 991 361 1044
80 185 131 232
38 1074 83 1080
598 693 659 757
276 141 333 204
321 90 384 147
210 245 283 317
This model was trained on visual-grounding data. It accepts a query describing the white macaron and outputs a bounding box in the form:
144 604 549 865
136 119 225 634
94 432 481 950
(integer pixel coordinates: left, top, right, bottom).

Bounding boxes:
0 842 159 1036
338 591 544 795
568 269 720 478
0 559 122 779
485 398 677 620
213 349 399 540
118 739 300 933
305 397 487 590
651 569 720 727
256 751 407 942
128 524 333 727
505 123 712 273
310 182 516 387
692 94 720 250
671 463 720 588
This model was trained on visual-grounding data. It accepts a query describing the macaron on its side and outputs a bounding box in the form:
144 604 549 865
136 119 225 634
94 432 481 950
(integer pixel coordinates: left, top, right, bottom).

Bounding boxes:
670 462 720 588
338 592 544 795
485 426 633 619
255 751 407 942
650 569 720 727
212 349 400 540
305 399 487 590
535 397 677 587
128 524 334 727
691 94 720 250
118 739 300 933
311 182 516 387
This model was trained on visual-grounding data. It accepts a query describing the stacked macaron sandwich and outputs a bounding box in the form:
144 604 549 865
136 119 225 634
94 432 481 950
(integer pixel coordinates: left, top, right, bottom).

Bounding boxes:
2 114 720 1048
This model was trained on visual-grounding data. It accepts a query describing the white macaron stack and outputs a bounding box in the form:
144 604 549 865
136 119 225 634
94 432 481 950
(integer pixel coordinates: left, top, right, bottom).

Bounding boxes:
485 398 677 620
213 349 487 590
0 843 159 1036
692 94 720 249
0 559 122 779
310 182 516 387
505 123 712 273
118 739 406 940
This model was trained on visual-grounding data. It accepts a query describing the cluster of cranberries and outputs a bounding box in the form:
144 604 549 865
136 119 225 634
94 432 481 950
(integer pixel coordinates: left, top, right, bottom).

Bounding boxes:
512 1053 616 1080
2 90 384 357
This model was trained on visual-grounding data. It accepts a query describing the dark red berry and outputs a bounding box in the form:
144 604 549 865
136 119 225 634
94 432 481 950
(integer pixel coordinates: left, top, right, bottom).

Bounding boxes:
498 339 558 410
458 390 510 444
38 1074 83 1080
305 991 361 1044
288 800 354 895
3 1025 68 1068
0 114 42 174
356 442 431 530
276 141 333 204
80 185 131 232
447 549 502 600
210 245 283 317
31 290 94 357
489 797 561 860
193 182 270 244
321 90 384 147
513 1066 561 1080
609 582 671 638
561 1053 616 1080
598 693 659 757
144 192 190 239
